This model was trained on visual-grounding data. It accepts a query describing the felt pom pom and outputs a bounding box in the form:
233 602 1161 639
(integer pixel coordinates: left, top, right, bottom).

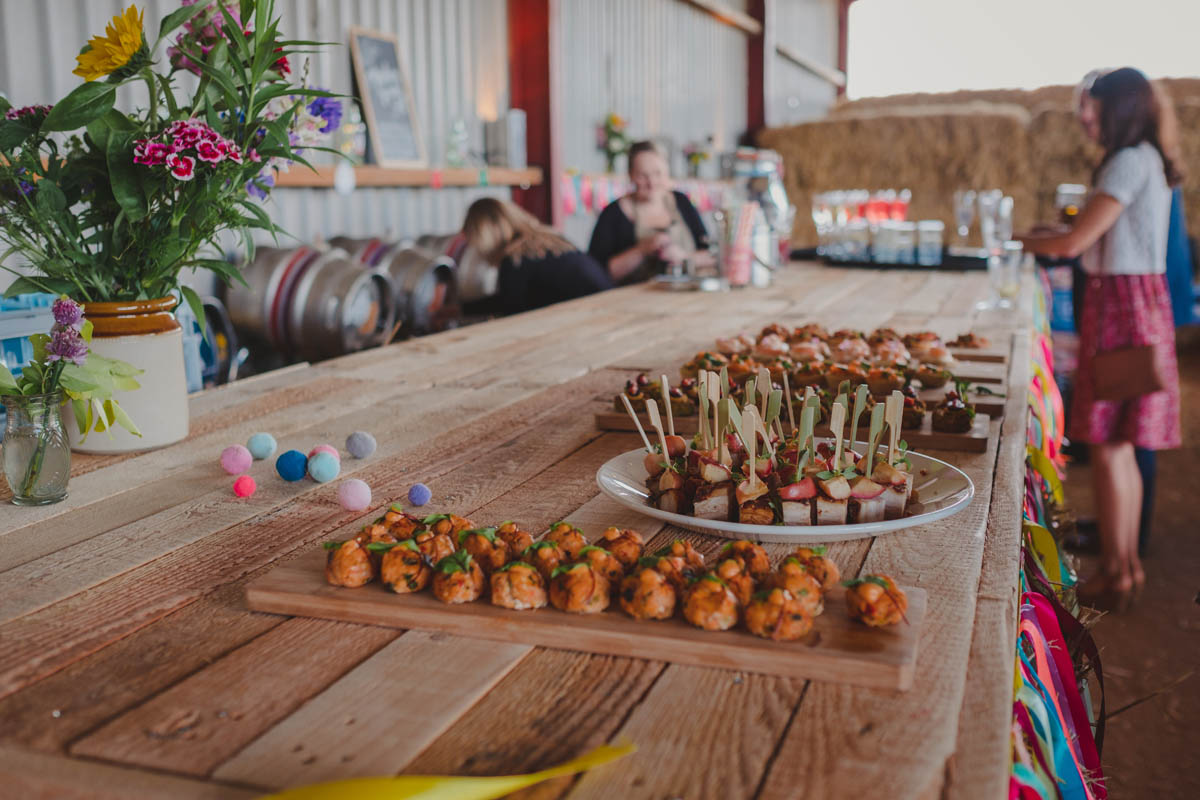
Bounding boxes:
308 451 340 483
407 482 432 506
309 444 340 462
346 431 377 459
276 450 308 482
337 479 372 511
220 445 252 475
247 433 277 460
233 475 257 498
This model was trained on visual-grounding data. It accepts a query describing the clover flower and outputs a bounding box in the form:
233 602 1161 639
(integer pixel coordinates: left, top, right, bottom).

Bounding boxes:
52 297 84 329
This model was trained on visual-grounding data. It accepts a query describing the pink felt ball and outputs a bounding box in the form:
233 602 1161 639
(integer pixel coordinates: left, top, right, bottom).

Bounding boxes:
309 444 340 462
233 475 257 498
221 445 253 475
337 479 372 511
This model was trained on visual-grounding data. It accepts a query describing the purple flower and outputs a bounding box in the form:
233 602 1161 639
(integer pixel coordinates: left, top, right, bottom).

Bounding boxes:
46 325 87 366
4 104 53 123
52 297 84 329
245 171 274 200
306 96 342 134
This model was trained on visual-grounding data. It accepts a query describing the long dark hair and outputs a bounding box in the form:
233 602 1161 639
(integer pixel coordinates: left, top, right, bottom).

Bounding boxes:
1088 67 1183 186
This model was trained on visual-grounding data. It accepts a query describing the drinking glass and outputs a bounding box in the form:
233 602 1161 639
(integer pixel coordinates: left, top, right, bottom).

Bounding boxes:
977 189 1003 252
976 240 1023 311
952 190 976 244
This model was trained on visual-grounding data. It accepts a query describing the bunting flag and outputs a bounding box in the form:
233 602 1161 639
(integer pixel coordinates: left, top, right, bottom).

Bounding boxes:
557 172 730 220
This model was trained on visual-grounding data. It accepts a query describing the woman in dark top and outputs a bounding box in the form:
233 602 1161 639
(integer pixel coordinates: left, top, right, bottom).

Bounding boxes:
588 140 714 284
461 198 612 315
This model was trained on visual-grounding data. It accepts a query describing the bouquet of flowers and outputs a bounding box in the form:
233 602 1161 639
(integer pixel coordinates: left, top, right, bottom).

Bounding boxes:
0 298 141 502
0 0 340 321
598 112 629 173
683 139 711 178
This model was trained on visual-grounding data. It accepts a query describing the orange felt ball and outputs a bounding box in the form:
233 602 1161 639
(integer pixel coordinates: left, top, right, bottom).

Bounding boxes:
233 475 257 498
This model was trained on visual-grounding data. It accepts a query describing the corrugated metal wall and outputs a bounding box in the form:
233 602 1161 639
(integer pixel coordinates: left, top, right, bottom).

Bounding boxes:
0 0 509 266
769 0 839 126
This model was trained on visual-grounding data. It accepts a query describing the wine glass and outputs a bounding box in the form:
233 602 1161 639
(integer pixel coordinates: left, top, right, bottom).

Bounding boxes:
953 189 976 245
977 189 1003 253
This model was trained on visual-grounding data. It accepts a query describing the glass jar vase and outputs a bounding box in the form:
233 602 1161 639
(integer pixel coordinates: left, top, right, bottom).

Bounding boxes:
3 391 71 505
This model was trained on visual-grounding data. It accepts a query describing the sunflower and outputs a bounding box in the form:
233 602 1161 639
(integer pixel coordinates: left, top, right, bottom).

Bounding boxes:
73 5 146 82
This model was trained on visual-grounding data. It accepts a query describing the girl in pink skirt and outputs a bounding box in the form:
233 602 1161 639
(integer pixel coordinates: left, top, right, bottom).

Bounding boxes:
1020 67 1183 610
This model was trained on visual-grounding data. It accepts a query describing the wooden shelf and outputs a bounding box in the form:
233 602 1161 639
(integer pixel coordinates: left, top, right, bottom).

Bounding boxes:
273 165 543 189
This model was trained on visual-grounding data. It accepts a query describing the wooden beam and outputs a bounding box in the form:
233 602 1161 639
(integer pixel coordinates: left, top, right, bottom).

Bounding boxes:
271 165 543 189
775 43 847 89
683 0 763 35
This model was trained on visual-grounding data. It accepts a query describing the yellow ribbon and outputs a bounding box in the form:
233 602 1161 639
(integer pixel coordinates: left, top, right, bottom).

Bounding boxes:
258 742 635 800
1025 444 1063 506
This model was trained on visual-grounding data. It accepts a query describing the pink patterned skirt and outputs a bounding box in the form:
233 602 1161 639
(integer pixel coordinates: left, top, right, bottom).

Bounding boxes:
1070 273 1181 449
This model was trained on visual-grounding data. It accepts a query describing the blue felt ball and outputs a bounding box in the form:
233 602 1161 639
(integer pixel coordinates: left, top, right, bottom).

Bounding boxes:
345 431 377 459
308 451 341 483
407 482 432 506
276 449 308 482
247 432 278 460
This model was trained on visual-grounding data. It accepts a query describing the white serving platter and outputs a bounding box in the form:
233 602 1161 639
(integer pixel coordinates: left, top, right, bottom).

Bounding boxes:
595 448 975 543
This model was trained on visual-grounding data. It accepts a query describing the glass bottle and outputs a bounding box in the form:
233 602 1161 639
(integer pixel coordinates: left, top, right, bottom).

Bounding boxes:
3 391 70 505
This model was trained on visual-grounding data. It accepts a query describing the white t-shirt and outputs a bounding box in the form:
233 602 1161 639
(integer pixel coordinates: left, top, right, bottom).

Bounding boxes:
1081 141 1171 276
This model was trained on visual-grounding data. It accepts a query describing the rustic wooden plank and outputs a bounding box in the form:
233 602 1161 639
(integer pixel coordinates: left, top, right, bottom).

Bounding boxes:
70 619 399 776
212 632 531 789
0 746 257 800
246 552 927 689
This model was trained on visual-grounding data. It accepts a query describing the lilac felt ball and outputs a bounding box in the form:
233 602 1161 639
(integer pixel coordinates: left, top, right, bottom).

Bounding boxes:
220 445 253 475
309 444 340 461
407 482 432 506
345 431 377 459
233 475 257 498
307 451 340 483
337 479 372 511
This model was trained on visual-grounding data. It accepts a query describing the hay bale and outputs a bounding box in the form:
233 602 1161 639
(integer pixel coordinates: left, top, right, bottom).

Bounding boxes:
759 109 1036 247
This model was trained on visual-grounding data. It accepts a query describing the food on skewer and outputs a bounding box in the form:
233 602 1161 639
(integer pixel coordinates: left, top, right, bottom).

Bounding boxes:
681 351 729 379
931 387 976 434
324 539 376 588
543 521 587 560
598 527 645 568
744 588 815 641
380 539 432 594
490 561 548 610
915 364 951 389
683 574 740 631
619 561 678 620
713 557 756 607
848 403 889 523
814 400 851 525
432 550 485 604
458 527 510 574
948 332 988 348
495 521 535 554
549 562 611 613
523 540 565 581
844 574 909 627
719 540 771 581
771 557 825 617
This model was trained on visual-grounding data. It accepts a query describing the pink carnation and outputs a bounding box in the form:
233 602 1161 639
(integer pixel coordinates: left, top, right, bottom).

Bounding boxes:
133 140 170 165
167 154 196 181
195 140 224 163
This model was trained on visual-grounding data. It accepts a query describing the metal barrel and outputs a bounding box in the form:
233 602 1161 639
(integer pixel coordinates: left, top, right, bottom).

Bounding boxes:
374 247 460 334
415 232 497 304
285 248 398 360
224 245 320 350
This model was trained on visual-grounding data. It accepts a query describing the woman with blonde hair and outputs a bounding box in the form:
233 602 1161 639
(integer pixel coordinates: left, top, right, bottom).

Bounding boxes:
461 198 612 314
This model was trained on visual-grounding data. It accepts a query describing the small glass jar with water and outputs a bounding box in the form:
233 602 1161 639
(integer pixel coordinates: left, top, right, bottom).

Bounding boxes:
894 221 917 264
3 391 70 505
916 220 945 266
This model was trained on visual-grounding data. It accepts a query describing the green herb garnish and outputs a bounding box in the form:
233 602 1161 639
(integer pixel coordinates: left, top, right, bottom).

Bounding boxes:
578 545 611 558
422 513 451 525
389 502 405 513
550 562 587 579
435 550 474 574
841 575 892 589
495 561 535 573
457 526 498 546
523 541 562 555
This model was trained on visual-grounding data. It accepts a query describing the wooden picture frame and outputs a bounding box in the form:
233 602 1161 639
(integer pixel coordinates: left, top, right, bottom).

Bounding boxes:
348 26 427 168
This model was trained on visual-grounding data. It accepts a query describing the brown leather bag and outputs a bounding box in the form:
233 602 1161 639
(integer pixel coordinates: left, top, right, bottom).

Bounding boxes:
1092 344 1166 402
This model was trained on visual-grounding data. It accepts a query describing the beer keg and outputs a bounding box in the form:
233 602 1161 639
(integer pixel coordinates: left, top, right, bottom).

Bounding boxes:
285 249 397 360
374 247 459 334
225 245 321 350
416 232 498 304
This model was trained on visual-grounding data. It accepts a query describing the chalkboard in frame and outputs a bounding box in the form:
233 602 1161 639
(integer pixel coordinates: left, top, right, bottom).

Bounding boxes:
348 26 427 168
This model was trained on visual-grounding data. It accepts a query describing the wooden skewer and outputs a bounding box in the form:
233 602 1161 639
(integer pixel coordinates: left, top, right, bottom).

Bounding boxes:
707 372 721 448
744 404 758 492
888 390 903 464
865 402 885 475
755 367 771 419
782 372 796 433
660 374 675 437
697 371 710 451
645 401 670 463
830 401 847 473
750 405 776 458
620 394 653 453
849 384 870 456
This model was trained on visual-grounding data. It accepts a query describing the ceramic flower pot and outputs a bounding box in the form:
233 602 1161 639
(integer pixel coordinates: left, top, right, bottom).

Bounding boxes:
67 297 189 453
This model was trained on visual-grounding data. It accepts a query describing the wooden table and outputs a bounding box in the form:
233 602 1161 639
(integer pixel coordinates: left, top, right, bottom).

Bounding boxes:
0 263 1028 799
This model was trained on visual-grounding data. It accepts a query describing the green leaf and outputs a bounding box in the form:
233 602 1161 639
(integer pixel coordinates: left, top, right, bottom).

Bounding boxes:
0 365 18 393
179 285 207 334
106 130 147 222
156 3 202 44
34 180 67 215
4 276 74 298
0 117 40 150
0 96 10 115
42 82 117 132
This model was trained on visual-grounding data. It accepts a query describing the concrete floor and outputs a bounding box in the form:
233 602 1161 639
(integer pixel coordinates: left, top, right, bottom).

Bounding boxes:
1062 326 1200 798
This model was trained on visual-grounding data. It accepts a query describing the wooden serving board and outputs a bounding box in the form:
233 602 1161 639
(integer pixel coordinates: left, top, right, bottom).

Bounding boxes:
594 409 992 453
948 361 1006 384
916 387 1006 417
948 346 1008 363
246 553 927 690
